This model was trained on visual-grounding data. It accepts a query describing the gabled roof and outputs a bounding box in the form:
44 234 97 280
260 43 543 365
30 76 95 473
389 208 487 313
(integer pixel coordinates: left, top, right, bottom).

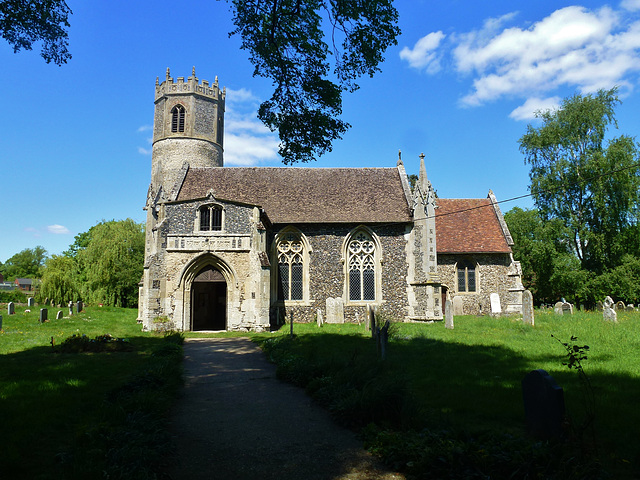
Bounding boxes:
435 198 512 254
176 167 413 224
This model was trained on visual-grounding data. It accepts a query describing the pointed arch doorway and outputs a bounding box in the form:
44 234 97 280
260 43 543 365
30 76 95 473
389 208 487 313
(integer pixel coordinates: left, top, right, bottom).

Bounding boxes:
191 265 227 331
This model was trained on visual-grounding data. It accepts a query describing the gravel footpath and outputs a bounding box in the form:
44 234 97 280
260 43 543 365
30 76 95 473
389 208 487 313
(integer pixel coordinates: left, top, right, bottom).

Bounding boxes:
167 337 404 480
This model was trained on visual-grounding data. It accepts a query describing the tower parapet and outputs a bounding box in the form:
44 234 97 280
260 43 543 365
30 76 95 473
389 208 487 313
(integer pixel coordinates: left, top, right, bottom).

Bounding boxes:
155 67 225 103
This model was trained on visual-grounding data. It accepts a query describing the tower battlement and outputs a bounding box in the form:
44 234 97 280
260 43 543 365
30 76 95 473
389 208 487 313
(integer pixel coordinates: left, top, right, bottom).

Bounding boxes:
155 67 225 102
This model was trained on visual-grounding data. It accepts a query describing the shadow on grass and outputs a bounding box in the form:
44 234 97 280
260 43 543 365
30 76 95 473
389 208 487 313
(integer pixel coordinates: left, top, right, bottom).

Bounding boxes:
262 332 640 478
0 334 182 480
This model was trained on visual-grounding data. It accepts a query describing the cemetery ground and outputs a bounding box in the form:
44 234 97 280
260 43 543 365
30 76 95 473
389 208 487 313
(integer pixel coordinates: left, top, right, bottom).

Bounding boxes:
1 308 639 478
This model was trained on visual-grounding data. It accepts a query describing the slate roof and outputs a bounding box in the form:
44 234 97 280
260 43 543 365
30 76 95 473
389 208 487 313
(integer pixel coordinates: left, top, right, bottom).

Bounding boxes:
435 198 512 254
176 167 413 224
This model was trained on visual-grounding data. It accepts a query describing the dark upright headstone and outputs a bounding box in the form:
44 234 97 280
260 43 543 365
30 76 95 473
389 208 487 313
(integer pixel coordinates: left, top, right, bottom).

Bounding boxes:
522 369 565 440
39 308 48 323
76 300 83 313
8 302 15 315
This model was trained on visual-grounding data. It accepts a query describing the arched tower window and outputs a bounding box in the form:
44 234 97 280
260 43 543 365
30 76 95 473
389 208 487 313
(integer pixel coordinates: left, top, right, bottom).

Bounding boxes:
346 229 379 302
457 259 476 293
171 105 186 133
199 205 223 231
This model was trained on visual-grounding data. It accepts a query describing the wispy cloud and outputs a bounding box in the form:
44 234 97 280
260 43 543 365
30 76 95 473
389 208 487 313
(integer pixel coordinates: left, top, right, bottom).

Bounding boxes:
137 124 153 132
24 227 41 237
138 146 151 155
47 224 71 235
400 5 640 119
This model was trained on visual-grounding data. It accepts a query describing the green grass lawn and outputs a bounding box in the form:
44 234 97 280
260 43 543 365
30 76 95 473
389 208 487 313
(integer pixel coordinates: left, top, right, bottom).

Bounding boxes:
0 305 182 479
260 310 640 478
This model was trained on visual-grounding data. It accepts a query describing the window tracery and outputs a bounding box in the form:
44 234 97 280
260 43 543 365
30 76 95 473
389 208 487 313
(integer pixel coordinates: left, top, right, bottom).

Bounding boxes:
171 104 185 133
347 231 377 301
277 231 304 301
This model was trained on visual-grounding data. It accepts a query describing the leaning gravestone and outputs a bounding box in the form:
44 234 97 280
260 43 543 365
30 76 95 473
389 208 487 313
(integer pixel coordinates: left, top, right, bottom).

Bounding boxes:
561 302 573 315
626 304 635 311
39 308 48 323
553 302 564 315
490 293 501 316
603 296 617 322
56 310 64 320
8 302 15 315
452 296 464 316
28 297 35 307
522 289 534 326
445 297 454 330
325 297 344 324
522 369 565 440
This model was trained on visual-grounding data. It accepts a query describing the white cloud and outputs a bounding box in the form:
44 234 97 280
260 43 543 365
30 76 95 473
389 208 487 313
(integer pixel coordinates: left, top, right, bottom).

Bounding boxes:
138 146 151 155
47 225 71 235
509 96 560 121
137 124 153 132
399 31 446 73
622 0 640 12
224 133 280 166
405 5 640 116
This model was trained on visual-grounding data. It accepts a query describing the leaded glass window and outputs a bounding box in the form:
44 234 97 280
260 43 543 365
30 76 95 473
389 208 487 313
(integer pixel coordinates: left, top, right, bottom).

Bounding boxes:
277 232 304 301
457 260 476 293
199 205 222 231
171 105 185 133
348 231 376 301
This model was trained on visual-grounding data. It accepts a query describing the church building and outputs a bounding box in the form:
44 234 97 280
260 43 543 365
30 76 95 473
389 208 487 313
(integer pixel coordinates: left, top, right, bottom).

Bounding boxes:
138 69 524 331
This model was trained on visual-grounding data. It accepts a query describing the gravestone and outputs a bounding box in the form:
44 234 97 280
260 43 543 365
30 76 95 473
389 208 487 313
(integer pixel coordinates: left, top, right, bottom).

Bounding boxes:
56 310 64 320
39 308 48 323
553 302 564 315
522 369 565 440
316 308 323 327
76 300 83 313
522 289 534 326
0 314 2 330
8 302 15 315
445 297 454 329
596 301 604 311
325 297 344 324
28 297 35 307
490 293 501 316
603 296 617 322
615 301 625 311
626 304 635 311
452 296 464 316
561 302 573 315
68 301 74 315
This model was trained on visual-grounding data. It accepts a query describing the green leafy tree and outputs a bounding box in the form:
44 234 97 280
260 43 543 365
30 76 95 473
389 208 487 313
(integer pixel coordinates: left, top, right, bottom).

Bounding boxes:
2 246 48 281
76 219 144 308
39 254 78 304
0 0 72 65
519 88 640 273
505 207 587 304
228 0 400 164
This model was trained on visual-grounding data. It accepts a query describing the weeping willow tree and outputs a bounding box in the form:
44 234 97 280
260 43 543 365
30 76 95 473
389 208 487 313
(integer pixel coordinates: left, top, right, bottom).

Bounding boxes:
39 254 78 305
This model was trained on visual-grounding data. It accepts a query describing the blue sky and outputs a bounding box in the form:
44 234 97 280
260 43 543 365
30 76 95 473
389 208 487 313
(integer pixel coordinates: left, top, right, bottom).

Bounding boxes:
2 0 640 263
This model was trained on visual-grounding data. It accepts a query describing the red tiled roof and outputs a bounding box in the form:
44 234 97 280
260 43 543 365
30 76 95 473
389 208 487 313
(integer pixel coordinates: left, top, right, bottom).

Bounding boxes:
435 198 512 253
176 167 412 224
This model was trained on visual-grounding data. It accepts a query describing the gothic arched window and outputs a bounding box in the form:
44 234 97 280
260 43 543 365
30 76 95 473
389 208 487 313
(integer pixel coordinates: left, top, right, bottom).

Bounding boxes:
171 105 186 133
199 205 222 231
457 259 476 293
277 231 304 301
347 230 378 302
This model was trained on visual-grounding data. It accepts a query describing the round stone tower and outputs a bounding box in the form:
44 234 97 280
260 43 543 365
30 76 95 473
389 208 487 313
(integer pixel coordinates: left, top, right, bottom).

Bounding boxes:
151 67 225 195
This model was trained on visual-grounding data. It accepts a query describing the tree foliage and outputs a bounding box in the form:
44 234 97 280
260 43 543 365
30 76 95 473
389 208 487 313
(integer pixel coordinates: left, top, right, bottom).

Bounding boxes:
519 88 640 273
228 0 400 164
75 219 144 308
39 254 78 304
0 246 48 281
0 0 72 65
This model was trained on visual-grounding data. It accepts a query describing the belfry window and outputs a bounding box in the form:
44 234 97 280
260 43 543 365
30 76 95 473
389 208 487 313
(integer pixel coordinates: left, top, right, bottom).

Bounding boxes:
277 232 304 301
199 205 222 231
347 231 377 301
457 260 476 293
171 105 185 133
